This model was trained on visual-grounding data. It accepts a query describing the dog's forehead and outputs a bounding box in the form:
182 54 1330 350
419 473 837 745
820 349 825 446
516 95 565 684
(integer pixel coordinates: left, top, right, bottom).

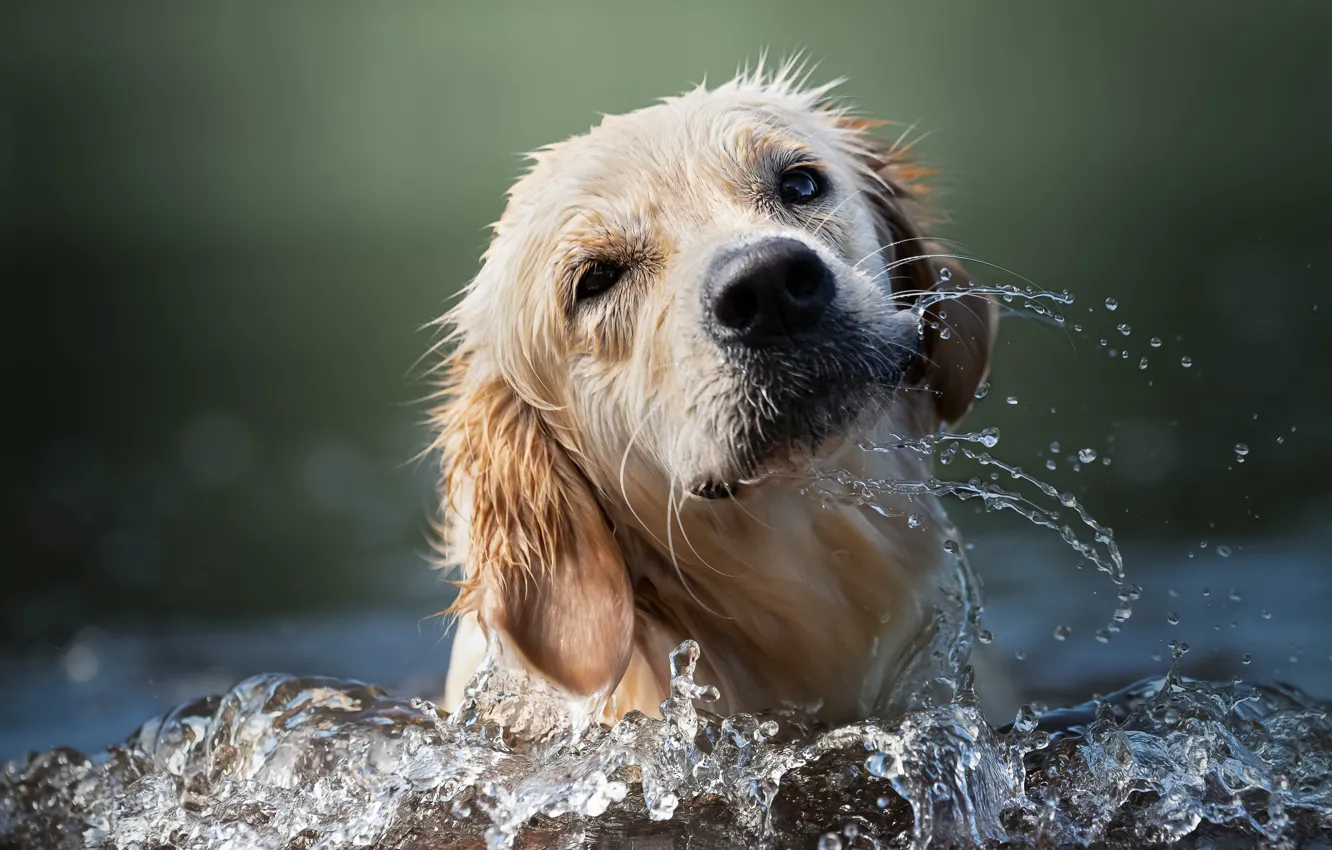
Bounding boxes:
508 89 836 225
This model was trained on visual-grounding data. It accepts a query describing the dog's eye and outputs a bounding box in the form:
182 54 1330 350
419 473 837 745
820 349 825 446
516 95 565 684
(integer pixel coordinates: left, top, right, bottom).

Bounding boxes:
778 167 825 205
575 262 625 301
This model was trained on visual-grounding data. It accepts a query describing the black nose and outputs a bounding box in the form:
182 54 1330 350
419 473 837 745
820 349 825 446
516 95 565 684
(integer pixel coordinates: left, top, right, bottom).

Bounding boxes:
706 238 835 347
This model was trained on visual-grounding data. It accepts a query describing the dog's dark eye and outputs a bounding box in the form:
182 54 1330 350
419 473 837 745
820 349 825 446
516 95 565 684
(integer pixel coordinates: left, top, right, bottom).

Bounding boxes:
575 262 625 301
779 167 825 205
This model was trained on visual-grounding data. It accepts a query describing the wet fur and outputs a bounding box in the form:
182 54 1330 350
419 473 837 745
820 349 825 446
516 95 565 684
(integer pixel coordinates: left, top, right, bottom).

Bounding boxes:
430 65 997 724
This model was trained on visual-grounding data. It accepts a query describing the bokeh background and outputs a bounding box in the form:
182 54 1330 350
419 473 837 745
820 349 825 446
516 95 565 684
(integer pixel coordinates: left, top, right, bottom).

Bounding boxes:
3 2 1330 757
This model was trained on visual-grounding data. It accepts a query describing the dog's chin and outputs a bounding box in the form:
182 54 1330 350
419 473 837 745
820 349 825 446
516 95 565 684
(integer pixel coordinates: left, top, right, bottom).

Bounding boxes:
688 394 875 501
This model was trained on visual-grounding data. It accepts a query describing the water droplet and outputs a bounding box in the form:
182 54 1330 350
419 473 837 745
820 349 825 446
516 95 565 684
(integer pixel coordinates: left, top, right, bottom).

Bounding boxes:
865 752 894 777
1241 653 1252 665
1014 651 1027 661
1053 624 1071 641
1006 396 1019 405
1095 628 1112 643
1117 323 1131 336
1261 609 1272 620
876 796 892 809
1150 336 1162 348
1181 356 1193 368
1228 587 1241 601
973 381 990 400
977 629 994 645
1045 458 1057 471
1234 443 1249 457
1072 323 1084 332
1218 545 1233 559
1202 587 1211 596
1048 440 1061 453
1104 297 1118 311
818 834 843 850
938 266 952 282
907 513 922 529
1078 448 1097 463
1167 611 1180 625
1139 356 1149 370
943 539 960 555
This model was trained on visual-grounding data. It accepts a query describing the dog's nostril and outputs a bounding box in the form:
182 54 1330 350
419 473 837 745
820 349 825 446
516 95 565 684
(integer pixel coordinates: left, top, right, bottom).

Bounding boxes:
715 286 760 330
784 255 827 299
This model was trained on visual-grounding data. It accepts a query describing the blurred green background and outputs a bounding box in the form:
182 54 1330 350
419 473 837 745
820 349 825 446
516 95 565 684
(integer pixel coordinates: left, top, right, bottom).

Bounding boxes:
3 1 1330 653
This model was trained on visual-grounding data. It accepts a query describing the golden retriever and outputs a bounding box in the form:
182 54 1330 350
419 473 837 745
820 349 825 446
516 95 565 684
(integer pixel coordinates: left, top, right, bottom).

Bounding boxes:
431 66 996 728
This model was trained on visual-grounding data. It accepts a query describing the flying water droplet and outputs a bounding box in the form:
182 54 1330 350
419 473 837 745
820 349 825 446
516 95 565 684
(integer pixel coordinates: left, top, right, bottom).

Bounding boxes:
973 381 990 400
977 629 994 645
1181 356 1193 368
1150 336 1162 348
1078 448 1097 463
1006 396 1019 405
1139 356 1149 370
1104 297 1118 311
1218 545 1233 558
1053 624 1071 641
1117 323 1131 336
1167 612 1180 625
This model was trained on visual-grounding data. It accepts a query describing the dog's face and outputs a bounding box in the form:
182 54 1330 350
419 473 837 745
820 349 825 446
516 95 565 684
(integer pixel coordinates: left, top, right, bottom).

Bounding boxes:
451 82 944 500
436 74 995 704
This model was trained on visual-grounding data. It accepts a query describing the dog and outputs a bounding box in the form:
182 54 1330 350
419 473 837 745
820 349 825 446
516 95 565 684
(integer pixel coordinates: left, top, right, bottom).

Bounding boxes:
430 65 997 728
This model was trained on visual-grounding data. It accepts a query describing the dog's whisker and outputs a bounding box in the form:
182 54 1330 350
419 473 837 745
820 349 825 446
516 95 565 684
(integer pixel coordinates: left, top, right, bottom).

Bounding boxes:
810 187 866 241
665 478 732 619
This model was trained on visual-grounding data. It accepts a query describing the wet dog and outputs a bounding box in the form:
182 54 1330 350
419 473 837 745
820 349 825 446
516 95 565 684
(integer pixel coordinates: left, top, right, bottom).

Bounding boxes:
431 66 996 725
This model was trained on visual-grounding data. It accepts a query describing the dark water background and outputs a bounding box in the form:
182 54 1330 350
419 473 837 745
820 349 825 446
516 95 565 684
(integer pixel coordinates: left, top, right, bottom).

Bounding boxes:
2 2 1330 761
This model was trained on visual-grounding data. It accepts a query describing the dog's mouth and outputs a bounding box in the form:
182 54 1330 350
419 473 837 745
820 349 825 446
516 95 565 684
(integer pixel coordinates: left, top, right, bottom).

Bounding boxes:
690 310 922 500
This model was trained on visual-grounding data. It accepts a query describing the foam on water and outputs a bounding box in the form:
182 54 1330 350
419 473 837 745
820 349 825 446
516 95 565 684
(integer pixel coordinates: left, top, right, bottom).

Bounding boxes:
3 641 1330 849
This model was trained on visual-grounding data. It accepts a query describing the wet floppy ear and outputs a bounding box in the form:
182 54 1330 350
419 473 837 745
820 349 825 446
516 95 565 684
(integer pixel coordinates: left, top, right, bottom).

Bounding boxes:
837 118 998 425
915 255 998 425
435 363 635 698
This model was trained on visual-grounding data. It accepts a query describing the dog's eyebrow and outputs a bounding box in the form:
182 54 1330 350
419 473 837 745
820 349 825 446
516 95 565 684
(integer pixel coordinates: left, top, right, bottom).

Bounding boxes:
558 219 662 272
727 123 818 172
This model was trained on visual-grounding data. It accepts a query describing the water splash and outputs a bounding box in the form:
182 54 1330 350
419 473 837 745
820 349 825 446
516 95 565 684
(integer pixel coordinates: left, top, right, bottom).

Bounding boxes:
839 429 1124 584
3 643 1329 849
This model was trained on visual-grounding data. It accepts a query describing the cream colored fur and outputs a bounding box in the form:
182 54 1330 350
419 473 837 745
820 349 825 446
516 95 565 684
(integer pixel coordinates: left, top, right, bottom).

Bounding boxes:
431 65 998 726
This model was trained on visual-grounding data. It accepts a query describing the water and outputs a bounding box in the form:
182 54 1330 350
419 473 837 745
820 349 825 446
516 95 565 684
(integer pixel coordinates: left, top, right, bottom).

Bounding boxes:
5 282 1332 847
3 641 1329 849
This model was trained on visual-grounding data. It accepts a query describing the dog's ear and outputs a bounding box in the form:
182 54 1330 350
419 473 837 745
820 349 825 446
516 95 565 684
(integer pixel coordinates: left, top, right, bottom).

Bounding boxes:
434 363 635 698
837 118 998 426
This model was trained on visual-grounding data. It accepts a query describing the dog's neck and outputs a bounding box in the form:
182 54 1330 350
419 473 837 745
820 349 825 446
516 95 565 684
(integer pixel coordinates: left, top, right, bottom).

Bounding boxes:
604 402 973 722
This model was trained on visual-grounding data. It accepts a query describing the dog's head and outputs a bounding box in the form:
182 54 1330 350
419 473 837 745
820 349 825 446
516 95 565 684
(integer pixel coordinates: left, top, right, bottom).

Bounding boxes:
433 71 996 702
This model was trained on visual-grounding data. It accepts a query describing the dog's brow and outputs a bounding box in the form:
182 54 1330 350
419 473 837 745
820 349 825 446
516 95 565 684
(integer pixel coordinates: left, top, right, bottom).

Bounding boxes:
729 122 818 172
561 221 660 269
